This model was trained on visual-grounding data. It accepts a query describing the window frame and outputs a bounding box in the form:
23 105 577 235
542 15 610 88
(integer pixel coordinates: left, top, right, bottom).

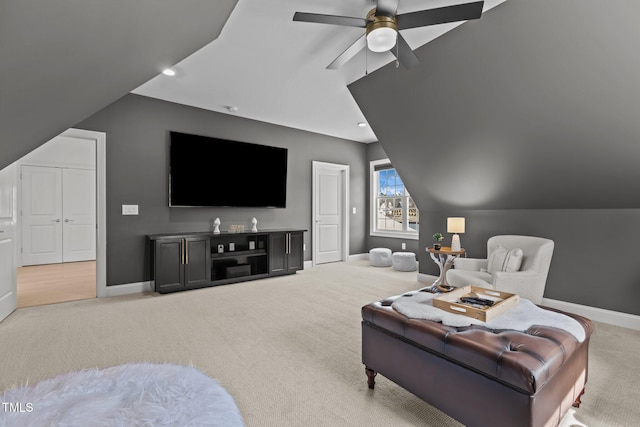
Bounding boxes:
370 159 419 240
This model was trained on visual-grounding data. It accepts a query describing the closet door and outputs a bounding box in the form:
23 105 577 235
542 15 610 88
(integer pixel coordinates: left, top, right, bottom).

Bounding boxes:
21 166 63 265
21 165 96 266
62 168 96 262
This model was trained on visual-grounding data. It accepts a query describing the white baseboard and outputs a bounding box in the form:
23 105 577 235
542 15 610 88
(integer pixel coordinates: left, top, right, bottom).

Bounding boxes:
304 260 313 269
105 281 152 297
541 297 640 331
349 253 369 262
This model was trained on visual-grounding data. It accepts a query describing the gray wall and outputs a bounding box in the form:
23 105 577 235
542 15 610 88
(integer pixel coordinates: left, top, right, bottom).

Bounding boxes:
76 94 367 286
350 0 640 315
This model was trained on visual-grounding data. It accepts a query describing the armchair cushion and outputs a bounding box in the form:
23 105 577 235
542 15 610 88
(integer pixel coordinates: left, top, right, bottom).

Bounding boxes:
446 269 492 289
487 245 523 274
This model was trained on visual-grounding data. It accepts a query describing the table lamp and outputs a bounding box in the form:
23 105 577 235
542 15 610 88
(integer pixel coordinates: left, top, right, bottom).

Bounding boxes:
447 217 465 251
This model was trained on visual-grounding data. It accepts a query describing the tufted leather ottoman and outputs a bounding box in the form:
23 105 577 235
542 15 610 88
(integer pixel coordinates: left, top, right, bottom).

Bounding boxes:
361 289 593 427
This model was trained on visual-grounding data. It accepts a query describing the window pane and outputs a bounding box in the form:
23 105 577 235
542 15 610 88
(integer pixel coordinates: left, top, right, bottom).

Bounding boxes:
371 163 419 236
408 197 419 232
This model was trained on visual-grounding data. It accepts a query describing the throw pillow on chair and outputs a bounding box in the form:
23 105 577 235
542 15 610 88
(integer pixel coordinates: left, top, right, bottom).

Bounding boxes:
487 245 523 273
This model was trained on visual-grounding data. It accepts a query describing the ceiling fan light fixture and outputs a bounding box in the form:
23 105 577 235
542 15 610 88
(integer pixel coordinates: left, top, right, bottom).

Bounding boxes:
366 27 397 52
365 10 398 53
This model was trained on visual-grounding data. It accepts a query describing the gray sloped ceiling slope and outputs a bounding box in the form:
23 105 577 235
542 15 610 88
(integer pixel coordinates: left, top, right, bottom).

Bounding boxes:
0 0 238 169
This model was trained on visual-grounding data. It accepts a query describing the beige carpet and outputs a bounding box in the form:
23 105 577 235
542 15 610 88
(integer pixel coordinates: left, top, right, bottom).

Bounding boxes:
0 260 638 426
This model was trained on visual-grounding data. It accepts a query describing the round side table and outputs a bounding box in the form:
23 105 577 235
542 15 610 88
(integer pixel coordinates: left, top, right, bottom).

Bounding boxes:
426 246 466 292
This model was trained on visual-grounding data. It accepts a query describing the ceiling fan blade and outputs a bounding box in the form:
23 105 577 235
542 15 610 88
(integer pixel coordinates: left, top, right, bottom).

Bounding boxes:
397 1 484 31
393 33 420 69
375 0 400 18
293 12 367 28
327 34 367 70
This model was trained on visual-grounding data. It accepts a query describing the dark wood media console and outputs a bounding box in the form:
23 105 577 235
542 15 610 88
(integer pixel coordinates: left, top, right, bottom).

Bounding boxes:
148 229 305 293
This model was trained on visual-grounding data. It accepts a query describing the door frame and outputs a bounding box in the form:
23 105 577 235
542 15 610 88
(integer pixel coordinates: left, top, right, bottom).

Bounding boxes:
17 128 107 298
65 128 107 298
311 161 349 266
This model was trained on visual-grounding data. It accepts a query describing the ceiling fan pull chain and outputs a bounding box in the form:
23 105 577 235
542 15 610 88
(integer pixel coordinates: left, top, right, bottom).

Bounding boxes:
395 38 399 68
365 45 369 76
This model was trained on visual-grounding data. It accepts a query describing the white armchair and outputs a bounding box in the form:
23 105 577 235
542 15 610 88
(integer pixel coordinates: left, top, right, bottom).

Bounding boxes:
446 235 554 304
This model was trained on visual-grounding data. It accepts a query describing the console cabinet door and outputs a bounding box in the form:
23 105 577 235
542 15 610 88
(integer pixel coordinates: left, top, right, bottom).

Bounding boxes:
269 232 304 275
153 238 185 293
286 231 304 273
184 237 211 288
269 233 287 274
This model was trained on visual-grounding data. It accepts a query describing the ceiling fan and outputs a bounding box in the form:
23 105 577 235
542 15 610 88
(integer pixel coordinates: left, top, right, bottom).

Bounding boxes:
293 0 484 69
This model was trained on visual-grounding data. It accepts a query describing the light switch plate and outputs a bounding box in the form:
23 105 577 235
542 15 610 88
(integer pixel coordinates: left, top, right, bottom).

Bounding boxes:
122 204 139 215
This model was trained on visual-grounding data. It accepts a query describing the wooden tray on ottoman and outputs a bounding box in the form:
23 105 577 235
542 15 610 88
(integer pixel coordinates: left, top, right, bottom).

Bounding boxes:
433 286 519 322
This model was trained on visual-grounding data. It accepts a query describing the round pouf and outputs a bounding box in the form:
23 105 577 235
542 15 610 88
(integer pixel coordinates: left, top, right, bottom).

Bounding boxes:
392 252 417 271
369 248 393 267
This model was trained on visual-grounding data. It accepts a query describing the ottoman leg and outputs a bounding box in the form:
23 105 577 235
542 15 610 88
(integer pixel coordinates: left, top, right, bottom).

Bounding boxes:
573 387 585 408
365 367 377 389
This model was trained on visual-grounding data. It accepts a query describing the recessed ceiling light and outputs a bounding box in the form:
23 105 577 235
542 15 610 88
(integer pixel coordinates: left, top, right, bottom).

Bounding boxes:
357 122 367 127
162 68 176 76
226 106 239 113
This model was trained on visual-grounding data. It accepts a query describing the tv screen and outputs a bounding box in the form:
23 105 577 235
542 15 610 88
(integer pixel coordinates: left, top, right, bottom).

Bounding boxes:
169 131 287 208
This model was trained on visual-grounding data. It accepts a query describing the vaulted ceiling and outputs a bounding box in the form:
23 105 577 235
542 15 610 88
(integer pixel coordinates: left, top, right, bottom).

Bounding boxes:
0 0 506 170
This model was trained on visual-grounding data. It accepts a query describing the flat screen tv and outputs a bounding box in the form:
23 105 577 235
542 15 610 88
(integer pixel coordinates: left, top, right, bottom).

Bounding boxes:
169 131 288 208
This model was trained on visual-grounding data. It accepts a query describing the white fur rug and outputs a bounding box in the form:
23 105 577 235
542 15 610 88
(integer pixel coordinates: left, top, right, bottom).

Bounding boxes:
0 363 244 427
392 292 586 342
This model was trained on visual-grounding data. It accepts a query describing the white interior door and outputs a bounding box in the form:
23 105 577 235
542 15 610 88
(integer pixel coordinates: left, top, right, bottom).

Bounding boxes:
21 165 63 265
312 162 349 265
62 168 96 262
0 164 17 323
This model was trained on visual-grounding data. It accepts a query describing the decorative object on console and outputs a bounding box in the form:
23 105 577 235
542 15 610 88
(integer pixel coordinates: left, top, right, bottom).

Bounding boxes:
229 225 245 233
447 217 465 251
432 232 444 250
251 217 258 232
212 218 221 234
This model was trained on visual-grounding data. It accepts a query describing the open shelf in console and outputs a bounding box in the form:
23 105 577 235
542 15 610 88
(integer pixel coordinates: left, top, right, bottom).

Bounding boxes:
210 232 269 281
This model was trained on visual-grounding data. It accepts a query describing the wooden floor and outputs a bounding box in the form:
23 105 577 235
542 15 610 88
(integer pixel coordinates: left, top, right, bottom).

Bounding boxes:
17 261 96 308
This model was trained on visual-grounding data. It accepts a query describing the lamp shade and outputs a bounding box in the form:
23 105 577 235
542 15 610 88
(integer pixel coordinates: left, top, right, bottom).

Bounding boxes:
447 217 465 234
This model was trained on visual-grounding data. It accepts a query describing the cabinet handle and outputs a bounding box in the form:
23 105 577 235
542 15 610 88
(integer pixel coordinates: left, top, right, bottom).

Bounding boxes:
181 239 185 264
185 239 189 264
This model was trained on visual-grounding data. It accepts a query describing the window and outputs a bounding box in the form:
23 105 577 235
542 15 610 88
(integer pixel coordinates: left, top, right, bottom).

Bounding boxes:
370 159 419 239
